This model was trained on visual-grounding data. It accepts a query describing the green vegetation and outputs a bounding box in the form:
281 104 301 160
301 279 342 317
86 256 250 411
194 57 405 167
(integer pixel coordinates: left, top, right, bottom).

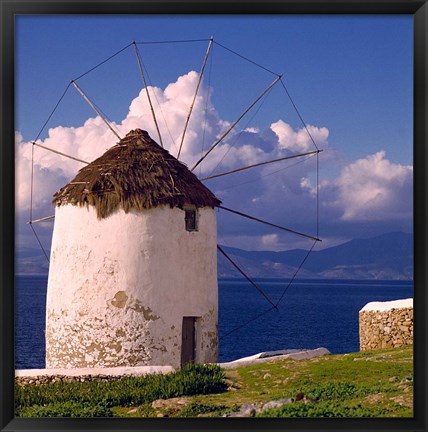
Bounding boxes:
258 381 407 417
16 346 413 418
177 402 230 417
17 401 114 418
15 363 227 417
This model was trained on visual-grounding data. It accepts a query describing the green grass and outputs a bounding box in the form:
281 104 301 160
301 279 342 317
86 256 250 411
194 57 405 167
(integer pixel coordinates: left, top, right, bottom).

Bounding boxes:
15 363 227 417
176 402 230 417
15 346 413 418
182 346 413 418
258 381 409 418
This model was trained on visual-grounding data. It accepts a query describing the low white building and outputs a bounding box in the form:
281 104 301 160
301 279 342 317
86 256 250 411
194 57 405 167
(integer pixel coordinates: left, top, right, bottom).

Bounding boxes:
45 129 221 370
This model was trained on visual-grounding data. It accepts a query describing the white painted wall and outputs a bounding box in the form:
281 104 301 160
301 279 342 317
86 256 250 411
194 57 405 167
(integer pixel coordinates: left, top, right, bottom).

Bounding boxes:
46 204 218 369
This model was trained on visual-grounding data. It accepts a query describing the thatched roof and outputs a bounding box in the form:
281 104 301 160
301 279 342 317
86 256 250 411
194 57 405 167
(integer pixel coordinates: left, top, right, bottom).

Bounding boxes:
52 129 221 219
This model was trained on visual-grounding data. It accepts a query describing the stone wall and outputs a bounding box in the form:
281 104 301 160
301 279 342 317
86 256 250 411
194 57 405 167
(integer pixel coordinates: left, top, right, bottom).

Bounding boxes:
15 374 126 386
359 299 413 351
15 365 175 386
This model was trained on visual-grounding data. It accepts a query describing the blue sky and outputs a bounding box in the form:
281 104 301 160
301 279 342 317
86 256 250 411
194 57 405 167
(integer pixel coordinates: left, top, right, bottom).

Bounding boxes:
15 15 413 264
16 15 413 162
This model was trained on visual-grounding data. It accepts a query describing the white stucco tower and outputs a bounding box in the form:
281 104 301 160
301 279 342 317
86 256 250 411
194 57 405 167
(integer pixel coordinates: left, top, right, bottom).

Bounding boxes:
45 129 221 370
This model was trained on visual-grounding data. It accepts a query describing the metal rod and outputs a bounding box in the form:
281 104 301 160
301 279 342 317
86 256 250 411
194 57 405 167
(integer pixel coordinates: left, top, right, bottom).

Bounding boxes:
280 78 319 151
217 245 278 309
30 143 35 223
132 42 164 148
32 142 90 165
191 74 282 172
219 205 321 242
29 224 50 263
70 80 122 141
28 215 55 224
177 36 214 159
201 150 322 181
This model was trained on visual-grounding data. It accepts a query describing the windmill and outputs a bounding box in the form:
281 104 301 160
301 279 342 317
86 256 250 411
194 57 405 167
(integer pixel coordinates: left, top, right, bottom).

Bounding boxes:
27 37 322 369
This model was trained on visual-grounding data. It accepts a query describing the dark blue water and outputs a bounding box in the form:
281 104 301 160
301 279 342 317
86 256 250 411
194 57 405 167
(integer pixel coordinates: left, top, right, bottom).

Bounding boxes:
15 275 48 370
15 275 413 369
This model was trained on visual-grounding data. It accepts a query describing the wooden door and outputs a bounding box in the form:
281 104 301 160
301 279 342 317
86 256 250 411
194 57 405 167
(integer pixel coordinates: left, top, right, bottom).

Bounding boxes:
181 317 196 367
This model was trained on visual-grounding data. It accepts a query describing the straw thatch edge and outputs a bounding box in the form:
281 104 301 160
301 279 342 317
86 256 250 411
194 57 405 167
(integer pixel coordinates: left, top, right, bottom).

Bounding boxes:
52 129 221 219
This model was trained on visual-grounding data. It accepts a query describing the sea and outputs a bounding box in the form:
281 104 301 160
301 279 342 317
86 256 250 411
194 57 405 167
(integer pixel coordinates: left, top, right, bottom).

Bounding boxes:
15 275 413 369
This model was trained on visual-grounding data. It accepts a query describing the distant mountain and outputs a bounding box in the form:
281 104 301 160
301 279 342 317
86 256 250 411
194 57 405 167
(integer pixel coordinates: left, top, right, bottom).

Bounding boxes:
16 232 413 280
218 232 413 280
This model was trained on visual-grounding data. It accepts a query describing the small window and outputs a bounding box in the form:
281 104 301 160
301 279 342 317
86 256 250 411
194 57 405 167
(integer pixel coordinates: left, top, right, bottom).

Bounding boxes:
184 208 198 231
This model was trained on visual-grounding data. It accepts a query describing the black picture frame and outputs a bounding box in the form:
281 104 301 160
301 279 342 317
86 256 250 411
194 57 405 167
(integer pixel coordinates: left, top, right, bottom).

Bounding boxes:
1 1 427 431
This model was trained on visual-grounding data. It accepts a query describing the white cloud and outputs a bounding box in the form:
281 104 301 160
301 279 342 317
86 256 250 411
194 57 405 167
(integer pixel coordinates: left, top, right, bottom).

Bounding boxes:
244 127 260 134
121 71 223 163
15 72 217 215
261 233 279 248
16 71 329 217
300 177 317 197
271 119 329 153
322 151 413 222
15 71 412 253
15 132 71 216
